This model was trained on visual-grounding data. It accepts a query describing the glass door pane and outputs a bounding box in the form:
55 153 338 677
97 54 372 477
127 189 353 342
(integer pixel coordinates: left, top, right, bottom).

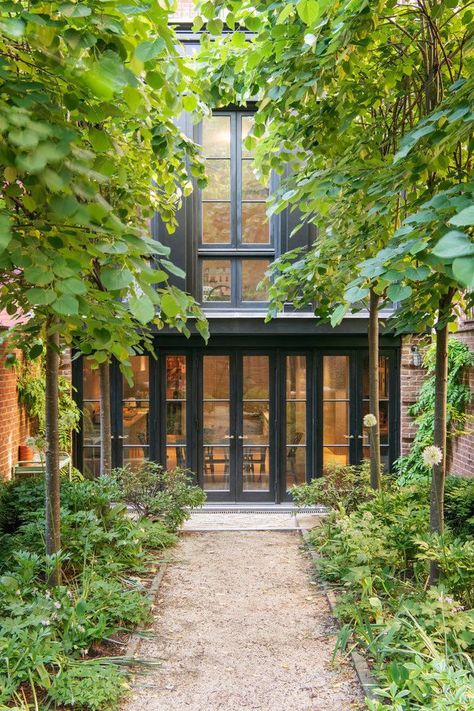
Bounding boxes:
166 355 187 469
242 356 270 492
322 356 350 467
203 355 231 491
122 356 149 469
82 359 100 477
286 355 307 489
362 355 390 471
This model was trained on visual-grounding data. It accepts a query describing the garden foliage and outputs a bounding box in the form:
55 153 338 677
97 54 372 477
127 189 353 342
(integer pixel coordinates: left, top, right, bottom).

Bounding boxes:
112 462 206 531
0 471 200 708
396 339 474 484
293 468 474 709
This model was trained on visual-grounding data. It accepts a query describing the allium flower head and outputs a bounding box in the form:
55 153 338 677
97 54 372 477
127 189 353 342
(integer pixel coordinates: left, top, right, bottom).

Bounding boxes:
422 445 443 468
363 413 377 428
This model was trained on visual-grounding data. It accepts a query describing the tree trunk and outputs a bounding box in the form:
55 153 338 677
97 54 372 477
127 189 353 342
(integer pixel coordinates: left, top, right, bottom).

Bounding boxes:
368 288 381 490
99 361 112 476
429 292 453 585
45 326 61 587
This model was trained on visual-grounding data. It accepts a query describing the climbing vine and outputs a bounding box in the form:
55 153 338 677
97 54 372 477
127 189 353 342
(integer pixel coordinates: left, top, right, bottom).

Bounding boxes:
396 338 474 484
17 366 81 453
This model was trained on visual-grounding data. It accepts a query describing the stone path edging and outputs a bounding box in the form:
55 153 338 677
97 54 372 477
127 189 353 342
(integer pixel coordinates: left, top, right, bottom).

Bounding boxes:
126 563 168 659
298 526 378 703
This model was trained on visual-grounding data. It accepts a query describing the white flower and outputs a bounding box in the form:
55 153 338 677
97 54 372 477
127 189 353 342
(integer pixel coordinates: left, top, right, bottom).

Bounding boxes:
54 601 61 609
363 413 377 428
77 624 85 633
40 619 50 626
422 445 443 468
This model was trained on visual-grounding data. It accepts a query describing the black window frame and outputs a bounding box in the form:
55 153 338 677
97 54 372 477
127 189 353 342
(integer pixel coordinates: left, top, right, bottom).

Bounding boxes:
194 110 279 310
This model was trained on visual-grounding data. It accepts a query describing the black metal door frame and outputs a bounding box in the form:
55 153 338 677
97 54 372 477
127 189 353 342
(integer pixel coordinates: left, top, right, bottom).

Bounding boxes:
73 342 400 498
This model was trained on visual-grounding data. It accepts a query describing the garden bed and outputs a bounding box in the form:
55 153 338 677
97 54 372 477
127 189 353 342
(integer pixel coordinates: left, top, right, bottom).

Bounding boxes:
0 465 205 710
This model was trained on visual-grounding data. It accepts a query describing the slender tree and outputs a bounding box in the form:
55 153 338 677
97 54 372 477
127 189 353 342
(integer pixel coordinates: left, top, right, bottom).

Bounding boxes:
0 0 209 584
44 324 61 586
99 362 112 476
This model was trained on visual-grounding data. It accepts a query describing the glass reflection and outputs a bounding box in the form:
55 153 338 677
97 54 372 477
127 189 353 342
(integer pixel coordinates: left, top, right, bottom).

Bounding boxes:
241 260 269 302
83 360 100 400
123 356 149 454
242 203 269 244
286 355 307 489
242 160 268 200
83 447 100 478
203 355 230 491
166 356 186 469
323 356 350 468
202 115 230 158
202 202 231 244
243 356 270 491
203 159 231 200
243 446 269 491
202 260 231 302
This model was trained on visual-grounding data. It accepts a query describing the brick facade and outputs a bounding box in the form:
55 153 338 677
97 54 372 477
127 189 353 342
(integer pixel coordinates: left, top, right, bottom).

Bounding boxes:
448 322 474 477
0 339 31 480
400 330 474 478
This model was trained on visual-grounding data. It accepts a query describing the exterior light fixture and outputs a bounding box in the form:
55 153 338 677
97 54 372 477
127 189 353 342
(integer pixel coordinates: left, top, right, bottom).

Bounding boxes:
411 345 422 368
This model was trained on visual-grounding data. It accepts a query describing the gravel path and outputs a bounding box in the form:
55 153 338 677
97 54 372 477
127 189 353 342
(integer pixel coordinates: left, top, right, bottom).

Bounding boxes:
123 531 364 711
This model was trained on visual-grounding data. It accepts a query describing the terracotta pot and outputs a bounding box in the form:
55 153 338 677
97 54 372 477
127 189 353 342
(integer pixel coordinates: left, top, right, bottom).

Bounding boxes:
18 445 34 465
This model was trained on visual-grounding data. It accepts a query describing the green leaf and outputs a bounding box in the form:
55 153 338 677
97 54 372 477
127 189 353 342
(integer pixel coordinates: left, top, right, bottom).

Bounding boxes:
59 3 92 17
25 288 56 306
207 18 223 35
0 213 12 254
452 256 474 288
58 278 87 295
387 284 412 302
330 303 347 327
129 293 155 324
432 231 474 259
29 343 44 359
182 94 198 112
160 292 181 317
162 259 185 279
52 294 79 315
277 3 295 23
135 38 165 62
100 268 134 291
296 0 320 24
449 205 474 227
0 18 25 38
344 286 369 303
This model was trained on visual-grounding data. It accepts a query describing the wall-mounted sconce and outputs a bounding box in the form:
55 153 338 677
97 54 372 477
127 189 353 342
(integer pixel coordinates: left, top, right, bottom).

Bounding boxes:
411 345 422 368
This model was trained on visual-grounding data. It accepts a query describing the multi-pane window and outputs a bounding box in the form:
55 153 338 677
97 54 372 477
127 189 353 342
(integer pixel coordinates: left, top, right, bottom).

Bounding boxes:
198 113 273 307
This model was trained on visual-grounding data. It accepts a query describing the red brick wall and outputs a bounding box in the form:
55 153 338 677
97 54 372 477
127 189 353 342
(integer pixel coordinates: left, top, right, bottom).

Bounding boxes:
400 335 430 457
0 341 31 480
400 331 474 478
448 323 474 478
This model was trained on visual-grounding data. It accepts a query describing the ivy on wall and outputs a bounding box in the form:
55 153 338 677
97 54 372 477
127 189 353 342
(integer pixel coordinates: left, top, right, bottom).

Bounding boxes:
396 338 474 484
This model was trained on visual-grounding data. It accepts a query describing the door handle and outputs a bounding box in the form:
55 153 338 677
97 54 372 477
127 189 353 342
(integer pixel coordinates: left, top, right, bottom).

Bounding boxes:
117 435 129 440
358 435 364 440
344 434 354 439
223 435 235 440
238 435 248 440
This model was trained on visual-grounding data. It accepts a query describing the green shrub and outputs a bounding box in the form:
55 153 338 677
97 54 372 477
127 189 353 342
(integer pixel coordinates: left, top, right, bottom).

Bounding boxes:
290 461 373 512
0 475 177 708
48 661 129 710
113 462 206 530
444 476 474 539
309 480 474 709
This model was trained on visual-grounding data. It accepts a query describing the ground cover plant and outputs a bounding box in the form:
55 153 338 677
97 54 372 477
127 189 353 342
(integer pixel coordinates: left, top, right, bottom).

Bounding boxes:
0 471 201 709
293 467 474 710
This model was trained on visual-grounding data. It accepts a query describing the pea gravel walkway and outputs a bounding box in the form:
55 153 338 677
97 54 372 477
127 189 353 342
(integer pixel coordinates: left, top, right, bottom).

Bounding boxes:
123 530 364 711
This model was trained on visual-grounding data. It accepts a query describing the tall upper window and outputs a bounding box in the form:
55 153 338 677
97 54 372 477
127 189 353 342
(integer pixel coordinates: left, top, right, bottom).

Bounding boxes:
197 112 274 307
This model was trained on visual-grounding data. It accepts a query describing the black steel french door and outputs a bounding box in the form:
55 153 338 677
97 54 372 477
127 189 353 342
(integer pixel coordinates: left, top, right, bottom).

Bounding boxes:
199 351 275 501
75 343 400 501
318 350 399 476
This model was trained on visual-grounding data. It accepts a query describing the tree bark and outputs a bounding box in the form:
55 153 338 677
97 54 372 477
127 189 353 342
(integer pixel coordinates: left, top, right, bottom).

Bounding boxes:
45 326 61 587
429 291 453 585
368 288 381 490
99 361 112 476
